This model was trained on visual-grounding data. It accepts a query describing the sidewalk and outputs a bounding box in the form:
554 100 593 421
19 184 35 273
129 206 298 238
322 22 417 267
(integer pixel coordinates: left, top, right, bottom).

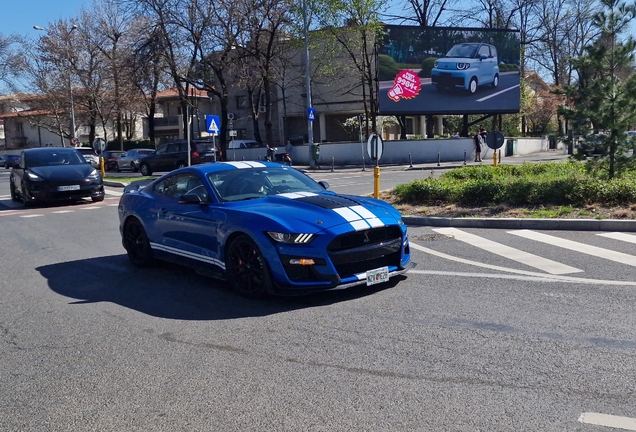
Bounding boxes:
103 151 636 232
295 149 571 174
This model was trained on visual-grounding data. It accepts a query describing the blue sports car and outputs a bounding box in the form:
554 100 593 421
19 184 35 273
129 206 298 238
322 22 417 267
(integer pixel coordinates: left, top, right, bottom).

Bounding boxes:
118 161 412 297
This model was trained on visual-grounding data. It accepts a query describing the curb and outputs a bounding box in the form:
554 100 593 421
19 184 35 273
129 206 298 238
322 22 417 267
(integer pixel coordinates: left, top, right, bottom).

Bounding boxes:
403 216 636 232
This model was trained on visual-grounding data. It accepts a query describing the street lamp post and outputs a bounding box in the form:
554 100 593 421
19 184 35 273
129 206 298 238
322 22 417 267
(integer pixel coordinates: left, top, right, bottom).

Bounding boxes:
302 0 315 169
34 24 78 147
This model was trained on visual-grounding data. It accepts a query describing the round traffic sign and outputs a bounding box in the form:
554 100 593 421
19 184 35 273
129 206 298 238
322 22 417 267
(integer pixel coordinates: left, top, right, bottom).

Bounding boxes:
486 131 505 150
92 138 106 153
367 133 383 161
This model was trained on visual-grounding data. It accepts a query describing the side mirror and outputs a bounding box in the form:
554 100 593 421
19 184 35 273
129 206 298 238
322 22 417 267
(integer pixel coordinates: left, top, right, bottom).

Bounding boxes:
318 180 330 190
480 54 488 60
179 193 204 204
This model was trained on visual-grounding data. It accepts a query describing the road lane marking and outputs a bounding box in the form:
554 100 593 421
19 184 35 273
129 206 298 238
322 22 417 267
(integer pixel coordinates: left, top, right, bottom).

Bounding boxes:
598 232 636 244
510 229 636 267
20 214 44 218
0 211 22 217
52 210 74 214
410 270 563 283
579 412 636 430
432 228 581 274
80 206 100 210
476 84 520 102
409 241 636 286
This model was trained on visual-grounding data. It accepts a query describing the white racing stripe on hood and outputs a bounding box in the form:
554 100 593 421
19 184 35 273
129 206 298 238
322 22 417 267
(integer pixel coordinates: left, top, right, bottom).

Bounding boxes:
333 207 378 231
243 161 266 168
348 205 384 228
278 192 318 199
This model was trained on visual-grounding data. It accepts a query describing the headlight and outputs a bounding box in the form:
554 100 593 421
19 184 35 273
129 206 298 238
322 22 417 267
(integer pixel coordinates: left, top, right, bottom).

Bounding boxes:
456 63 470 70
88 169 101 180
267 232 314 244
27 171 44 181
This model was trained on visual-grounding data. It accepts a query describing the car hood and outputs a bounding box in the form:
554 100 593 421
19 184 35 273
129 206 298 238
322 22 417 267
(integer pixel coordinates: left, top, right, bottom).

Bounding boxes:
29 165 97 181
233 192 402 233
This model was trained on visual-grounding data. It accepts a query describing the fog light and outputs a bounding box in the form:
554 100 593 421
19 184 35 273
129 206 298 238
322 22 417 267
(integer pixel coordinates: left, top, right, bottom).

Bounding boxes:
289 258 315 265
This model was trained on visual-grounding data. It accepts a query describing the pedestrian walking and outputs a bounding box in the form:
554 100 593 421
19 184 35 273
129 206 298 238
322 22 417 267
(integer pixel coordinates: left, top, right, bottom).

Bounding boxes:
285 140 293 166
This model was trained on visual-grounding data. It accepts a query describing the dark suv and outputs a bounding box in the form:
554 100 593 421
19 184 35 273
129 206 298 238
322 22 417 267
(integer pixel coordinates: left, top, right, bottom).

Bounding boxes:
138 140 218 176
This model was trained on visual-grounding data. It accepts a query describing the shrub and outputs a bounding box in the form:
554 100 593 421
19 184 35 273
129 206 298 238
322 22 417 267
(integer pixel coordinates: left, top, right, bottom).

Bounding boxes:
418 58 437 78
378 55 400 81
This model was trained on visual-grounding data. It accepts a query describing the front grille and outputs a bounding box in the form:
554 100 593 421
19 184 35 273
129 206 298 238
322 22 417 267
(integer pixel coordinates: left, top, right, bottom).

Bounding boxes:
327 226 403 278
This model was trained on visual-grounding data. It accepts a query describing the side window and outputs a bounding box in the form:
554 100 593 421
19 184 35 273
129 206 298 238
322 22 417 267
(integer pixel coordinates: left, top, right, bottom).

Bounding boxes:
154 174 207 200
490 46 497 58
478 45 490 58
155 145 167 155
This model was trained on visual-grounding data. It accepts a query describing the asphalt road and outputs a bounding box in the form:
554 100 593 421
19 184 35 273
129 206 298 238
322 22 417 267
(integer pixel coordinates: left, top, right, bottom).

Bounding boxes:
1 168 636 431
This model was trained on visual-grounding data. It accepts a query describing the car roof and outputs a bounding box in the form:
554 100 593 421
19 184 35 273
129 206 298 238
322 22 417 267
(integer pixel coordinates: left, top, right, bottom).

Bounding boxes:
23 147 81 153
184 161 285 175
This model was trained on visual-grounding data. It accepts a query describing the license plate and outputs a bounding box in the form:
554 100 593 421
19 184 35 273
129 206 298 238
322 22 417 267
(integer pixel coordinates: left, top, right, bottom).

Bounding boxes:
205 153 215 157
366 266 389 286
57 185 80 191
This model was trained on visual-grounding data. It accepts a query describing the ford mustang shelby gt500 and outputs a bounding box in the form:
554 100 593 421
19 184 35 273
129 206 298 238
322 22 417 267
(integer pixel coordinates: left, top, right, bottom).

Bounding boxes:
118 161 411 297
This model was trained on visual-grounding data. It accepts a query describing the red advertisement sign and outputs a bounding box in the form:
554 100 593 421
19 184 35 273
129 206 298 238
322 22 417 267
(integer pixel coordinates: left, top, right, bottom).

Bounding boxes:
388 70 421 102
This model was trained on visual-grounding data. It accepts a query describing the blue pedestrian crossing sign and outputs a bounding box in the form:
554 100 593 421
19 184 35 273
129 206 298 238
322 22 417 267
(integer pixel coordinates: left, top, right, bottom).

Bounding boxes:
205 115 221 135
307 107 316 122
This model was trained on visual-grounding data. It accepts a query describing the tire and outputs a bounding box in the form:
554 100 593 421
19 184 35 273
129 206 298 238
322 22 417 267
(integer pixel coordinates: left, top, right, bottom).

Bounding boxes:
92 195 105 202
123 218 154 267
131 163 137 172
492 74 499 88
21 186 33 207
10 183 19 202
140 163 152 176
226 235 272 298
116 164 121 172
468 77 478 94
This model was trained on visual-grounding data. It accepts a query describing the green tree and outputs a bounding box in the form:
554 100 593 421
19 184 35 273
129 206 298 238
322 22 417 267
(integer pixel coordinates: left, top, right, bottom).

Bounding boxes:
559 0 636 178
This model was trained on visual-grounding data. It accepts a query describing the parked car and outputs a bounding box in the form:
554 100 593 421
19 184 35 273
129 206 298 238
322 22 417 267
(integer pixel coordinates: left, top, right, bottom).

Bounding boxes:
118 162 412 298
1 154 21 168
137 140 218 176
116 148 156 172
226 139 263 149
9 147 104 206
76 147 100 168
100 150 126 171
431 43 499 94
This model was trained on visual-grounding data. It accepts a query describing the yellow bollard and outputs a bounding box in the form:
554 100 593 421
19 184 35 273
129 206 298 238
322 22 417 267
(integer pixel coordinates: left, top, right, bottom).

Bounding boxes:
493 151 498 167
373 165 380 198
100 157 105 176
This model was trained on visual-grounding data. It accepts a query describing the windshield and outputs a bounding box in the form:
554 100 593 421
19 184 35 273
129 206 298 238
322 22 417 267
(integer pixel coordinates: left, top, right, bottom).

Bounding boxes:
208 166 325 201
445 44 478 58
27 150 87 167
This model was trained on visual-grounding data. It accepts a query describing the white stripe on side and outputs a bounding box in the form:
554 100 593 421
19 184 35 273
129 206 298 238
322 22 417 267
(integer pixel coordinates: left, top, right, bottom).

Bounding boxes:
150 242 226 270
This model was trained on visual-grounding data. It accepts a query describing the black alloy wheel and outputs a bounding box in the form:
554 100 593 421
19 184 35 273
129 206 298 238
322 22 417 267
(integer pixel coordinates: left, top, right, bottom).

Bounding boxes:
226 235 272 298
92 195 105 202
123 218 154 267
139 163 152 176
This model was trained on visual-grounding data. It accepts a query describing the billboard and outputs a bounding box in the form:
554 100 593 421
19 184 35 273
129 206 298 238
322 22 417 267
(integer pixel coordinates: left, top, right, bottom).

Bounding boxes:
378 26 521 115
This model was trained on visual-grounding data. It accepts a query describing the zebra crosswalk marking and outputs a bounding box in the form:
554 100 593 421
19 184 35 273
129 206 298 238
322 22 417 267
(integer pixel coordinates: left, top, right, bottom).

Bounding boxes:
433 228 582 275
597 232 636 244
510 229 636 267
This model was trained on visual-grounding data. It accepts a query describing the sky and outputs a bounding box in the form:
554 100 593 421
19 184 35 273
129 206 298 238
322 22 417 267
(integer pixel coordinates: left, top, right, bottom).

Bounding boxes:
2 0 90 37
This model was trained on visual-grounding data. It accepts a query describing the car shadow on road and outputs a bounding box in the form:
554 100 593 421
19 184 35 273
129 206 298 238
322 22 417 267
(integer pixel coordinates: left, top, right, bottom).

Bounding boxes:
36 255 404 320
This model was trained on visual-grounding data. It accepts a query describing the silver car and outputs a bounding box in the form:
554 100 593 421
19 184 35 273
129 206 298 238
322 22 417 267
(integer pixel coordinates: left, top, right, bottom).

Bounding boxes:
76 147 100 168
116 148 155 172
